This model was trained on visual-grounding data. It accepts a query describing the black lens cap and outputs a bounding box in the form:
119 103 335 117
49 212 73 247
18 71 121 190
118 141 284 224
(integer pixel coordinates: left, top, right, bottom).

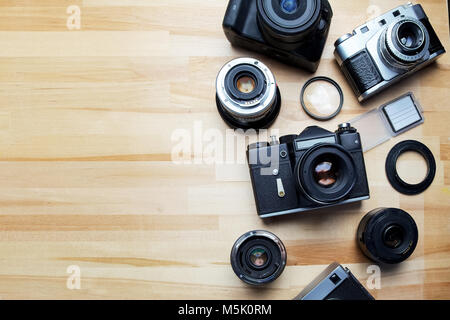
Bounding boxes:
357 208 418 264
385 140 436 195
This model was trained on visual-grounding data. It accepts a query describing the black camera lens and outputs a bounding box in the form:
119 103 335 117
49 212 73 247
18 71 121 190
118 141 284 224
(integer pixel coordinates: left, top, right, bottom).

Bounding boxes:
280 0 299 14
216 58 281 130
357 208 419 264
257 0 322 47
231 230 286 285
381 18 430 67
295 144 356 204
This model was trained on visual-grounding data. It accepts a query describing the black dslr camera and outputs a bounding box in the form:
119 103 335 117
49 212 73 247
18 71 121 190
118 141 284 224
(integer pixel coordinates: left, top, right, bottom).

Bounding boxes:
294 263 374 300
223 0 333 72
247 124 370 218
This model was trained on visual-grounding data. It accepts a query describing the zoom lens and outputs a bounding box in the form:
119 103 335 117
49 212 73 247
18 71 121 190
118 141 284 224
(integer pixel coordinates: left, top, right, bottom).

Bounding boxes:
216 58 281 129
231 230 286 285
295 144 356 204
257 0 322 47
357 208 418 264
380 18 430 68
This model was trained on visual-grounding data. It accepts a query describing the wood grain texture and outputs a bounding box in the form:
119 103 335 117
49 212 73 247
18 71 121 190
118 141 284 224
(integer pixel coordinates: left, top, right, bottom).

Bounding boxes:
0 0 449 300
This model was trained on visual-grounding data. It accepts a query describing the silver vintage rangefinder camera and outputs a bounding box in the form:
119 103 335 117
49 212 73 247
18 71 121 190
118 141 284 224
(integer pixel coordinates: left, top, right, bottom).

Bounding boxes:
334 2 445 102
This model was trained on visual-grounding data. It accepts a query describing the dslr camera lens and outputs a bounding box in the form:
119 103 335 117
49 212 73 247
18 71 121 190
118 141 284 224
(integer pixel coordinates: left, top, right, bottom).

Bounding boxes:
357 208 419 264
230 230 286 285
215 58 281 129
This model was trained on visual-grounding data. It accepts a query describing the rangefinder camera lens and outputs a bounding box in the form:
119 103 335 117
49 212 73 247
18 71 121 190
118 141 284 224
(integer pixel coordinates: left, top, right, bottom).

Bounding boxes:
357 208 419 264
380 18 430 68
215 57 281 130
230 230 286 285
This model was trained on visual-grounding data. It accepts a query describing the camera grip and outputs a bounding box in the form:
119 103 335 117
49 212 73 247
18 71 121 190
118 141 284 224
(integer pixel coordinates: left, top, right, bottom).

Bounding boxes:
342 50 382 97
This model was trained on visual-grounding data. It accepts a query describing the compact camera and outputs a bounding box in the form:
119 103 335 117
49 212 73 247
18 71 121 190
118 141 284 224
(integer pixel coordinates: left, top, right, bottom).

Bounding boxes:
223 0 333 72
247 124 370 218
294 263 374 300
334 3 446 102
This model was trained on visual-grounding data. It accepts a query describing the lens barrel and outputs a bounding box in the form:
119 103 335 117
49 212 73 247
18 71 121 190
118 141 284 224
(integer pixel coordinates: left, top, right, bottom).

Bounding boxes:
230 230 287 285
380 18 430 69
216 58 281 129
256 0 322 49
357 208 418 264
295 144 357 204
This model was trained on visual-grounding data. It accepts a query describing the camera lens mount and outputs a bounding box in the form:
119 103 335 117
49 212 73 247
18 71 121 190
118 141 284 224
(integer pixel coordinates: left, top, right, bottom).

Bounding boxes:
230 230 286 286
380 18 430 69
216 58 281 129
357 208 418 264
295 144 357 204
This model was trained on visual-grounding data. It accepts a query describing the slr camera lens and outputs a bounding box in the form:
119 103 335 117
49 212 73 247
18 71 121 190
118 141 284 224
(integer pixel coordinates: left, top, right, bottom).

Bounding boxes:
216 58 281 129
295 144 357 204
357 208 419 264
380 18 430 68
257 0 323 49
230 230 286 285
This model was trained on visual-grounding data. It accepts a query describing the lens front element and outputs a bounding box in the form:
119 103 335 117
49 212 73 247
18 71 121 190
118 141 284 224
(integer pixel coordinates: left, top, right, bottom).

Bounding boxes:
383 224 405 249
397 21 424 50
313 160 338 188
280 0 299 14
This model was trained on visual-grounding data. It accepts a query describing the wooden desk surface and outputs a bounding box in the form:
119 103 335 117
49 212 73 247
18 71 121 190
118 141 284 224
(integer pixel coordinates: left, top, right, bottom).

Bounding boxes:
0 0 448 300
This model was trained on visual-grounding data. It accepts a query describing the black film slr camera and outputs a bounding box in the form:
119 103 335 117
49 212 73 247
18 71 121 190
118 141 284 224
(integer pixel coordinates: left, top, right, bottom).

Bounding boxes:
247 124 370 218
294 263 374 300
334 3 446 102
223 0 333 72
